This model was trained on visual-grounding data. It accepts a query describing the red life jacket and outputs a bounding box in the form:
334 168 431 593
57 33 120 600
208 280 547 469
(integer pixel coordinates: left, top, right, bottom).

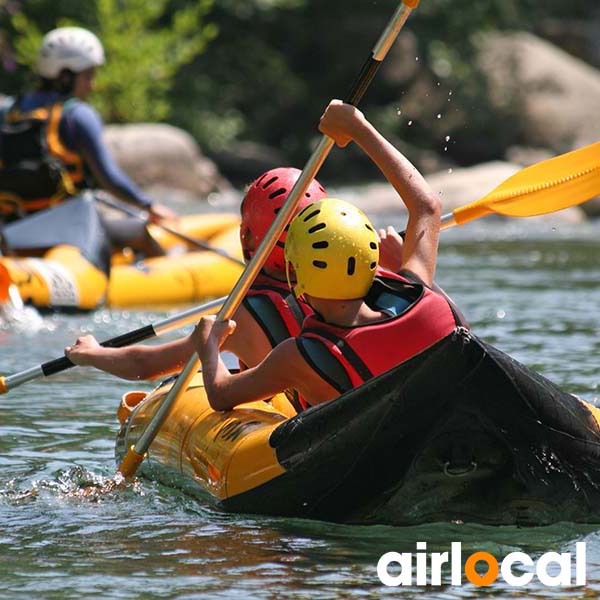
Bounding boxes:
297 271 462 394
244 272 313 412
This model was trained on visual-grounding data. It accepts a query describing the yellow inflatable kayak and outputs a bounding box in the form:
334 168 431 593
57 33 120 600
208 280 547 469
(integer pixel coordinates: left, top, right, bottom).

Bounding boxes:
0 213 244 310
115 331 600 526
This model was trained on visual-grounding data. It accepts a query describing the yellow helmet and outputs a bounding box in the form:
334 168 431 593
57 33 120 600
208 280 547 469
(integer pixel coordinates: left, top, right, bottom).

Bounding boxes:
285 198 379 300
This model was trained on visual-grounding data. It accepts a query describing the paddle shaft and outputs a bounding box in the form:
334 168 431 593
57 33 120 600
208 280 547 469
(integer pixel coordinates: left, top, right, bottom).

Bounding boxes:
0 296 225 394
117 0 421 478
96 193 245 267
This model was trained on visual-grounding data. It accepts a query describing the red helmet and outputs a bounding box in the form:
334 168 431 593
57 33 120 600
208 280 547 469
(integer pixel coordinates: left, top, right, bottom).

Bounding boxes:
240 167 327 271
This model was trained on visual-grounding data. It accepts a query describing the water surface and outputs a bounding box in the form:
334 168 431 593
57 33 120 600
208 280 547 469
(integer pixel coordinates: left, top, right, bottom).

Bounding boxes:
0 215 599 599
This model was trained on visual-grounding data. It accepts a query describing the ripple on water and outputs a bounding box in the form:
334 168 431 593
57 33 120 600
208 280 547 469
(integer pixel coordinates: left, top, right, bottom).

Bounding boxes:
0 221 599 599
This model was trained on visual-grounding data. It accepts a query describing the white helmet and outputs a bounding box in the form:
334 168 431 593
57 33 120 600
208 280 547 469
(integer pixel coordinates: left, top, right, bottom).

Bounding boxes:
36 27 105 79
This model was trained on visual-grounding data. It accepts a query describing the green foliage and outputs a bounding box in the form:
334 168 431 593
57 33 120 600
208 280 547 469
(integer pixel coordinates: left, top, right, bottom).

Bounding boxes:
5 0 217 122
1 0 597 181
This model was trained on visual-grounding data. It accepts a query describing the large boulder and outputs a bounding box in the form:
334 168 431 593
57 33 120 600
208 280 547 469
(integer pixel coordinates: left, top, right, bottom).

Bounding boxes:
104 123 230 197
477 32 600 151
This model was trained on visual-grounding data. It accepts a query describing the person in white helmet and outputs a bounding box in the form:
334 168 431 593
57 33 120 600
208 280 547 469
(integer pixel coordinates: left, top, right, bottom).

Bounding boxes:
0 26 174 259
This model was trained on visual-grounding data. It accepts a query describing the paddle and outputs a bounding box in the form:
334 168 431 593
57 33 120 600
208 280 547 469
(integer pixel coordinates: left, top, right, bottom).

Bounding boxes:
0 296 225 394
116 0 423 478
95 193 245 267
2 141 596 395
394 140 600 239
439 141 600 230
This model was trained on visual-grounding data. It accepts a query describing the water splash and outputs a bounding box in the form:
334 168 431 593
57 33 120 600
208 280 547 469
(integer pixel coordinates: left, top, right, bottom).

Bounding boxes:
0 287 46 333
0 466 143 505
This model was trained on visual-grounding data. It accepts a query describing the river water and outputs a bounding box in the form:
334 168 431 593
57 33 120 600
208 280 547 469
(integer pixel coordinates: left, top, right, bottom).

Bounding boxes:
0 212 599 599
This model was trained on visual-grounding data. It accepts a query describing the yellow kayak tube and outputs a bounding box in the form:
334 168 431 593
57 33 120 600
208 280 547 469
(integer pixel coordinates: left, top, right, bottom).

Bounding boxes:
0 213 244 310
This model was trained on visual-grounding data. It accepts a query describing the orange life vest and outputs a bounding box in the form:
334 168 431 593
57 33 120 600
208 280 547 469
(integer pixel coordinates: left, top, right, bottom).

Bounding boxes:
0 100 85 217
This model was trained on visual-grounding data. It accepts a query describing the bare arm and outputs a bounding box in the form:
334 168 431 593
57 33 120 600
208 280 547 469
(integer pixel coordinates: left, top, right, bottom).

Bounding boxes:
194 317 339 411
65 334 194 380
319 100 442 287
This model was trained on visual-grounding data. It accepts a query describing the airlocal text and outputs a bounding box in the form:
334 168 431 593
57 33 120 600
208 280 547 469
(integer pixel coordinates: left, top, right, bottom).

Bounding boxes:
377 542 586 587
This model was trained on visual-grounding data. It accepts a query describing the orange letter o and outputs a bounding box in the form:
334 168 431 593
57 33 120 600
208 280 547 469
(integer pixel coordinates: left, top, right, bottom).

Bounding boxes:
465 552 499 587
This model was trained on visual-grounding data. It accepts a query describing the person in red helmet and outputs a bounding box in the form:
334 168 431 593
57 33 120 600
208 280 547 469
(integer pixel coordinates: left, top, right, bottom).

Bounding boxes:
65 167 327 411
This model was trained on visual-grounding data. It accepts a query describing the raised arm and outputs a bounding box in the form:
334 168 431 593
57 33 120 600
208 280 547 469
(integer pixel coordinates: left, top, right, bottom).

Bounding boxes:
318 100 441 287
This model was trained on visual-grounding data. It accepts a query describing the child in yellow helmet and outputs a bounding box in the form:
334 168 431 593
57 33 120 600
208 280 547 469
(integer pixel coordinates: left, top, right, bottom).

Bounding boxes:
193 100 464 410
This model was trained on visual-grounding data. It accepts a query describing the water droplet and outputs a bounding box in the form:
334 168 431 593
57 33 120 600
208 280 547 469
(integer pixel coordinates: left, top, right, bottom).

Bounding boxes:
448 168 453 174
407 120 413 126
496 310 506 319
445 135 451 142
397 108 402 116
448 90 453 96
436 113 442 119
415 56 420 62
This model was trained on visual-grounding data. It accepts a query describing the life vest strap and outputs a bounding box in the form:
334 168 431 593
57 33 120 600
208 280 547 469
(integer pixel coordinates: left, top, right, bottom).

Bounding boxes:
243 294 292 348
296 336 354 395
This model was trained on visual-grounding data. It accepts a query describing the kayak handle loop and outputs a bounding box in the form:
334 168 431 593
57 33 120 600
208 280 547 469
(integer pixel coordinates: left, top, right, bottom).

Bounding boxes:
443 461 478 477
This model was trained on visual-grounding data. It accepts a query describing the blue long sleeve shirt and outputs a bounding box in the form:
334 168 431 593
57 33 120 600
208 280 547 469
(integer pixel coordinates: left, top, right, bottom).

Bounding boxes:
7 91 153 209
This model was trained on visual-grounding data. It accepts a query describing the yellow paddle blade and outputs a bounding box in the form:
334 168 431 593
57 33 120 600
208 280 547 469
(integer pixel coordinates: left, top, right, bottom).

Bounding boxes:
453 141 600 226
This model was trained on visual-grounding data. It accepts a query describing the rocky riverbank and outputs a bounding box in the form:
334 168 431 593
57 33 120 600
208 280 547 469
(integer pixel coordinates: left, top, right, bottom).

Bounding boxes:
103 31 599 223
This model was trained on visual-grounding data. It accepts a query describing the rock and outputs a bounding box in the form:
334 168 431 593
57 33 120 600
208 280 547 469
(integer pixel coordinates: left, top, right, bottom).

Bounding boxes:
104 123 230 198
505 146 555 167
210 141 289 186
477 32 600 150
580 197 600 219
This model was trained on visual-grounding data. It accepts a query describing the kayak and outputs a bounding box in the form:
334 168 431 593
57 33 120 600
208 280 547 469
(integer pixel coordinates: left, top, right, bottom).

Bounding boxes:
115 330 600 526
0 212 244 310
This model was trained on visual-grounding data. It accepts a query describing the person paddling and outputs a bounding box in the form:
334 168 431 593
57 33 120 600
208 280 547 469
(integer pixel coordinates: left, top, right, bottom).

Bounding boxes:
65 167 329 411
192 100 468 410
0 27 174 257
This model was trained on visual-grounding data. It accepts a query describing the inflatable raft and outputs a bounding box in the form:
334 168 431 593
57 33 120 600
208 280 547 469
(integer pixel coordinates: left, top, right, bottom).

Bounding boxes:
115 330 600 526
0 211 244 310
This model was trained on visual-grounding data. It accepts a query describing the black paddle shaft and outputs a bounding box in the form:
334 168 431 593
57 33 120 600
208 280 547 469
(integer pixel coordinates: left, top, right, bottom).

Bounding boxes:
41 325 156 377
344 56 383 106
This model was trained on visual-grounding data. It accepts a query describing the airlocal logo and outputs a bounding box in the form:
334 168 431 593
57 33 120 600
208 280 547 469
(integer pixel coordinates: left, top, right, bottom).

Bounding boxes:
377 542 586 587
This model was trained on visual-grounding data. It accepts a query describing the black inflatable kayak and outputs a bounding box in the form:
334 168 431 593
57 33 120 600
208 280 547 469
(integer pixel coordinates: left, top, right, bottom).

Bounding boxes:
115 329 600 526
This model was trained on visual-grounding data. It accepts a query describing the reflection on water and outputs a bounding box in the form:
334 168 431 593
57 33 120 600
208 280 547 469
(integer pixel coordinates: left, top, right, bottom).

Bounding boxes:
0 219 599 599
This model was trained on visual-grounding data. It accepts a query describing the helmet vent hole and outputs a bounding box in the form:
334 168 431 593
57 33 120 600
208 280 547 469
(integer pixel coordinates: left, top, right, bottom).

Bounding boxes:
303 209 321 222
255 173 268 188
284 225 290 232
262 176 278 189
341 211 347 216
313 260 327 269
370 262 377 270
312 241 328 249
365 224 374 232
370 242 378 250
305 192 311 198
308 223 326 234
269 188 286 199
347 257 356 276
273 207 280 214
